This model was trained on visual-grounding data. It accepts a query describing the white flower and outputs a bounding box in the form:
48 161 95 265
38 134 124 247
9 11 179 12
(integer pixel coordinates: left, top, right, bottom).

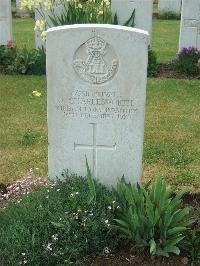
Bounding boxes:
45 243 53 251
44 0 52 10
52 234 59 241
41 31 47 41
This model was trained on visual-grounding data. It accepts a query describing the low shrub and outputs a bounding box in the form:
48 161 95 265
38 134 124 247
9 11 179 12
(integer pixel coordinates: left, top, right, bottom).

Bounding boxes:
0 42 155 77
0 173 117 265
21 131 41 146
148 48 157 77
181 229 200 264
0 164 195 264
0 42 46 75
28 46 46 75
113 176 192 257
173 46 200 76
0 40 17 72
159 12 180 20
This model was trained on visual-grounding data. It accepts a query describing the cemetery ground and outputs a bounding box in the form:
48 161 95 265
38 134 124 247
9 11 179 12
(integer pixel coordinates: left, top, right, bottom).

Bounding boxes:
0 16 200 265
1 75 200 192
1 17 199 191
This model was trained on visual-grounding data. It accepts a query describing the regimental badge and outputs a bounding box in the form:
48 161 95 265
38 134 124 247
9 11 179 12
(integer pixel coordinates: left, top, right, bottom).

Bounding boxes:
73 35 119 84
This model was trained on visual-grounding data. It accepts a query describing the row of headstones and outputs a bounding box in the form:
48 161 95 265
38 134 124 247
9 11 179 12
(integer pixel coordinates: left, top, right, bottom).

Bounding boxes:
0 0 199 50
15 0 183 17
36 0 200 50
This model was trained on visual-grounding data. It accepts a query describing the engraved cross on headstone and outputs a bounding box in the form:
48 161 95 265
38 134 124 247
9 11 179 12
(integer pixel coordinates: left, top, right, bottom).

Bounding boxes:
74 123 117 179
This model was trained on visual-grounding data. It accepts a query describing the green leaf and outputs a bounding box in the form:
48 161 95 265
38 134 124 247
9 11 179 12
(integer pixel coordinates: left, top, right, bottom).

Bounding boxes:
85 156 96 204
167 226 186 236
114 219 129 229
165 236 185 247
149 239 157 255
51 221 64 229
113 13 118 25
170 208 190 227
123 9 135 27
164 245 180 255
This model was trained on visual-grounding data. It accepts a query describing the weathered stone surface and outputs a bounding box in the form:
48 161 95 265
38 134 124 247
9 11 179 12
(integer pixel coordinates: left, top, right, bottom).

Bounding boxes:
0 0 12 45
47 24 149 186
158 0 182 15
179 0 200 50
111 0 153 41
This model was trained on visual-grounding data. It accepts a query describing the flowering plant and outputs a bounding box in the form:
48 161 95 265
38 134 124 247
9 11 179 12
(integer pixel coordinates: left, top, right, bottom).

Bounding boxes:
0 40 17 72
174 46 200 76
21 0 113 44
0 42 46 75
0 173 118 265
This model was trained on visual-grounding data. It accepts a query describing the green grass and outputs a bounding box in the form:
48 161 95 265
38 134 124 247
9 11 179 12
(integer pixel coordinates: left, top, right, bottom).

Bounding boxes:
152 18 180 63
13 17 35 50
0 75 199 192
0 75 47 183
12 17 180 64
144 79 200 192
1 17 198 192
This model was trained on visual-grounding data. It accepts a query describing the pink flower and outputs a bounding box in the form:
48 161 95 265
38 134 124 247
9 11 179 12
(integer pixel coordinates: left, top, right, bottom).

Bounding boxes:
6 40 15 48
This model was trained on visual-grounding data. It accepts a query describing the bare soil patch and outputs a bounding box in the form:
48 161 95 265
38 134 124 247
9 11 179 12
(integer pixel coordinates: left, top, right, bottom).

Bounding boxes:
157 63 200 80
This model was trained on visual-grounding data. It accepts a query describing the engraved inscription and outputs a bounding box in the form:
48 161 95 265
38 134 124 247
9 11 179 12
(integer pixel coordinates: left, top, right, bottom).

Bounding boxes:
184 19 200 32
73 36 119 84
56 89 138 120
74 123 116 178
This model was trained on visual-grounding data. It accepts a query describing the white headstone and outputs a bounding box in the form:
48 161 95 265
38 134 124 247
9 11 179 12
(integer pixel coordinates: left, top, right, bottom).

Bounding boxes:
179 0 200 50
158 0 182 15
111 0 153 42
35 0 63 48
0 0 12 45
47 24 149 186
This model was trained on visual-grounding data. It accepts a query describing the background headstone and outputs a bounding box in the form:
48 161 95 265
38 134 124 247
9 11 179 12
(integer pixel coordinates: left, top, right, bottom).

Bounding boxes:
179 0 200 50
111 0 153 42
35 0 64 48
0 0 12 45
158 0 182 16
47 24 149 187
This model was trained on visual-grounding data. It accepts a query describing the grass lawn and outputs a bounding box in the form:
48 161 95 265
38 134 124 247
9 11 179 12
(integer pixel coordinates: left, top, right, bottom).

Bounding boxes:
0 75 47 184
1 16 199 192
12 17 180 64
152 18 180 63
13 17 35 50
1 75 199 192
